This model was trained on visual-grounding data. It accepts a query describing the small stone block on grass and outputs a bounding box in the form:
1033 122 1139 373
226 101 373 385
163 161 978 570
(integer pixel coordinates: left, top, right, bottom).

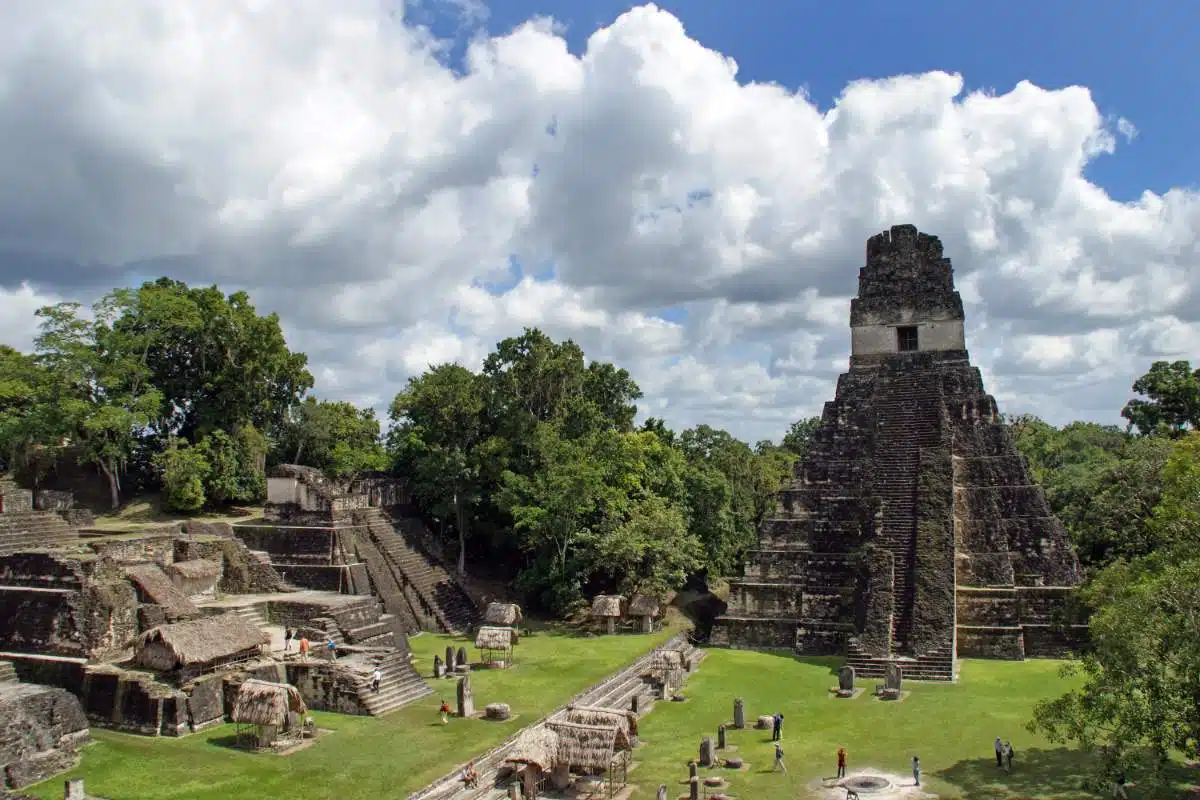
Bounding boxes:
484 703 511 720
754 715 773 730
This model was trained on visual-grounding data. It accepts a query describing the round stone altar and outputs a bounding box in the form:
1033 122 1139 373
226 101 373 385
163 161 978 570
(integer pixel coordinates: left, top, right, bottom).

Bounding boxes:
844 775 891 793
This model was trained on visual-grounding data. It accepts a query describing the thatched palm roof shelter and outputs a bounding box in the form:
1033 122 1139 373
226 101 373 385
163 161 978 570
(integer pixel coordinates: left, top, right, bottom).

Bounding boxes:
590 595 624 618
628 595 660 618
231 680 307 726
124 563 202 621
504 725 559 772
484 602 523 626
475 625 516 664
547 720 619 773
135 613 268 673
563 706 637 748
650 648 684 687
166 559 222 581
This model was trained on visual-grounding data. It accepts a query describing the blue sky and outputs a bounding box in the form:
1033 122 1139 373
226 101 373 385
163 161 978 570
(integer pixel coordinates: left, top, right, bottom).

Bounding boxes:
419 0 1198 202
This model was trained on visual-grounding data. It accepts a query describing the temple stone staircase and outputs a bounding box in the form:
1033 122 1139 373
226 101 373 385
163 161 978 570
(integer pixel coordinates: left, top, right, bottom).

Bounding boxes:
357 508 479 635
844 638 957 682
353 652 433 716
0 659 18 685
230 604 271 634
0 511 78 556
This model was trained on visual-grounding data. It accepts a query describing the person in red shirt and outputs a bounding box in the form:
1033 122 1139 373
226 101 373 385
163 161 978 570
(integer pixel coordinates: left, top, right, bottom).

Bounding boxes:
837 747 847 778
440 699 451 724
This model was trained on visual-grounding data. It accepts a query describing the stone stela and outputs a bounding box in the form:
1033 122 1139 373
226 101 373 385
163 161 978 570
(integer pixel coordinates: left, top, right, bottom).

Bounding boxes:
709 225 1087 681
456 674 474 718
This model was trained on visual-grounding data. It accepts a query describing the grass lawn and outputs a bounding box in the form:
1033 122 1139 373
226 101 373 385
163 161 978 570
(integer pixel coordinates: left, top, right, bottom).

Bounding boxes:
88 493 265 530
25 625 675 800
630 649 1195 799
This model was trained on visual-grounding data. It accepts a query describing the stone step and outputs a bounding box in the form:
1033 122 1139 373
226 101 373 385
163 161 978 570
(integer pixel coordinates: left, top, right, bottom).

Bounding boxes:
0 660 18 684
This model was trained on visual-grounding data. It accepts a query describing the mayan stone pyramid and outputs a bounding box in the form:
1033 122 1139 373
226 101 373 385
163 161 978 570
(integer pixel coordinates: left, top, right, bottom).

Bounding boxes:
709 225 1085 681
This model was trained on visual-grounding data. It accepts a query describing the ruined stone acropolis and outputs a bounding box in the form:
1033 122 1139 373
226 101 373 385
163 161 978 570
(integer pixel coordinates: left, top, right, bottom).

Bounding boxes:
710 224 1086 680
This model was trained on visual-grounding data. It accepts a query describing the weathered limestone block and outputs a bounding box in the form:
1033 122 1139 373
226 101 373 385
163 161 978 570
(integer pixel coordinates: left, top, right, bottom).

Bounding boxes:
0 684 90 790
456 674 474 718
732 698 744 729
484 702 510 720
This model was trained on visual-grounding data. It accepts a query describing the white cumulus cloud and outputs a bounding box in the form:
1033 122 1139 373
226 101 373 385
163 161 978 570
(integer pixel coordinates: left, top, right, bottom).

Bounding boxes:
0 1 1196 441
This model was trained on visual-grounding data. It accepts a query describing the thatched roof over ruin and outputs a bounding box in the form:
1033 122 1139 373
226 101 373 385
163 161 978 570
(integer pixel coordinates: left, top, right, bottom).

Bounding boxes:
166 559 221 580
231 679 306 726
564 705 637 743
124 563 201 621
505 726 558 771
136 613 268 666
475 625 514 651
547 720 619 771
590 595 624 618
484 602 523 626
628 595 660 617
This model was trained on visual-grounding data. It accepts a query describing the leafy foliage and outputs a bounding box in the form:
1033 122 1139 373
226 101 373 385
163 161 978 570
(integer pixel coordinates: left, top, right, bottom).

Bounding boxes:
1120 359 1200 437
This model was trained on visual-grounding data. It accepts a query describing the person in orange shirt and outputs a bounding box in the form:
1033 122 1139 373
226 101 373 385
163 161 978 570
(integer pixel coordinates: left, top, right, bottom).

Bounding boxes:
298 637 310 660
837 747 847 778
440 699 451 724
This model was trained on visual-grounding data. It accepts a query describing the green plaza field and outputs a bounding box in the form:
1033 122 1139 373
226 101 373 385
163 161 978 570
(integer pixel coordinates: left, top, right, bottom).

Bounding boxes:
26 631 1197 799
631 649 1195 799
26 625 674 800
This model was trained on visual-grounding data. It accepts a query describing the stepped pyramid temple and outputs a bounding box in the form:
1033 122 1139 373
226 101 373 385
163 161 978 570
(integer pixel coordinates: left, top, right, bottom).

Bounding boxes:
0 466 481 788
710 225 1086 681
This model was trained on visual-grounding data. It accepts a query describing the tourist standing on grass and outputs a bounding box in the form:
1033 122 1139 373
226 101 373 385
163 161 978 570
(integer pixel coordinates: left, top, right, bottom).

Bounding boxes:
772 712 784 741
773 744 786 773
1112 770 1130 799
284 627 293 652
837 747 847 778
440 699 451 724
1004 740 1015 771
657 785 667 800
912 755 920 786
994 736 1003 767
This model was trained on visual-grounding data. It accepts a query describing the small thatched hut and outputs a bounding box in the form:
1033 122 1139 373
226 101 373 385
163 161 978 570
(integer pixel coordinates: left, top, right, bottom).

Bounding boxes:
165 558 223 599
650 648 684 691
590 595 625 634
563 705 638 748
135 614 268 678
231 679 308 748
503 726 559 799
547 720 628 794
475 625 515 665
627 595 660 632
484 602 523 627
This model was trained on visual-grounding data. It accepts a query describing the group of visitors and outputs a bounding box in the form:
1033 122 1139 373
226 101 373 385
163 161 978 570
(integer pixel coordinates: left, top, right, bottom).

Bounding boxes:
993 736 1016 770
283 628 338 661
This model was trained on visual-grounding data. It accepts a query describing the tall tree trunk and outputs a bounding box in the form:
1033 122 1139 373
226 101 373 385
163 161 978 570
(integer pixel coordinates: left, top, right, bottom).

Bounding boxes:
98 458 120 510
454 488 467 577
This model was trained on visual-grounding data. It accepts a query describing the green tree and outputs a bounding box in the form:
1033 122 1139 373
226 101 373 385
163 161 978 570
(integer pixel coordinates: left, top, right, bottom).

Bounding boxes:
31 302 162 509
275 397 386 478
497 421 609 612
1029 432 1200 789
594 495 703 597
389 364 487 576
195 428 265 506
105 278 312 440
1121 360 1200 437
155 439 209 512
780 415 822 459
0 346 51 472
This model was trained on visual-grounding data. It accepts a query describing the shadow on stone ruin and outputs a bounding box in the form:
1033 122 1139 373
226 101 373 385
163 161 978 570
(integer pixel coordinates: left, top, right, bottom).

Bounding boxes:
0 467 489 787
709 225 1090 682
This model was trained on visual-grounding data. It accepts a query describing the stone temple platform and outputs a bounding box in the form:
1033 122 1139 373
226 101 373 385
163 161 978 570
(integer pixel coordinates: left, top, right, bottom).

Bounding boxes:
710 225 1087 681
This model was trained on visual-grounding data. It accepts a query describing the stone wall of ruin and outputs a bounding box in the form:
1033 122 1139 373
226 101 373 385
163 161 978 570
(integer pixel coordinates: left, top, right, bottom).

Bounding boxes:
0 684 90 790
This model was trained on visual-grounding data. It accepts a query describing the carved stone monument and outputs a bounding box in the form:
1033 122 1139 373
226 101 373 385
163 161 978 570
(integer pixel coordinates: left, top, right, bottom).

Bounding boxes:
433 654 444 679
733 698 745 729
631 694 640 714
457 646 468 670
717 724 727 749
882 662 902 699
709 225 1086 680
837 664 856 697
445 646 457 672
657 785 668 800
689 777 699 800
688 761 698 780
700 736 715 767
65 780 86 800
457 674 475 717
